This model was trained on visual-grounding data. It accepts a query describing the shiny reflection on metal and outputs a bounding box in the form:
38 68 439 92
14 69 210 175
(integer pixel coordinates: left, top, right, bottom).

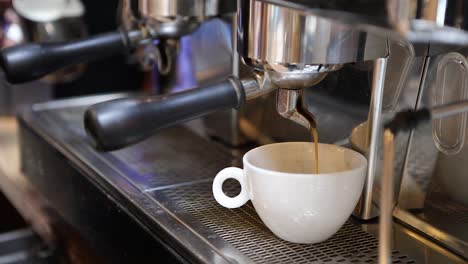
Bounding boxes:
139 0 203 19
431 100 468 120
238 0 388 66
387 0 467 31
31 93 129 111
187 17 240 145
241 63 341 99
267 64 341 89
144 17 200 39
139 39 177 74
228 76 246 109
379 130 395 264
0 228 34 245
126 29 146 46
118 0 138 32
204 0 237 17
433 53 468 155
123 0 210 38
109 126 235 189
386 0 410 33
362 215 467 264
119 0 235 64
256 0 388 27
137 0 235 21
188 18 233 85
394 206 468 259
354 57 388 220
241 74 274 101
24 16 88 84
255 0 468 46
382 40 415 112
276 89 315 130
5 0 88 84
398 122 437 209
1 7 26 48
29 18 87 43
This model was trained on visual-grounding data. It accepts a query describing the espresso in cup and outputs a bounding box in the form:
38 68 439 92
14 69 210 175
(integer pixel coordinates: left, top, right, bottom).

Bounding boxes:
212 142 367 244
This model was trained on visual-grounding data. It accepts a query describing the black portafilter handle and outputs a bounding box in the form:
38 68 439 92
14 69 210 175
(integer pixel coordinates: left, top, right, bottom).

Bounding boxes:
84 77 245 151
0 30 142 84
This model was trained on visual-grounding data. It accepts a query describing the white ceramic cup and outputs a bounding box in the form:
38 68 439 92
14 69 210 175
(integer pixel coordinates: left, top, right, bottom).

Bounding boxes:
212 142 367 244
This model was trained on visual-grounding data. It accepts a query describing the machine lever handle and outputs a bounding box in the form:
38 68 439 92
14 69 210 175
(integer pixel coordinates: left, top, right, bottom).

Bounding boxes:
0 30 143 84
84 77 245 151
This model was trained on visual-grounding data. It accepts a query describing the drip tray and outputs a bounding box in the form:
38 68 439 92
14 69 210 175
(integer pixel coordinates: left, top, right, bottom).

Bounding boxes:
149 181 415 264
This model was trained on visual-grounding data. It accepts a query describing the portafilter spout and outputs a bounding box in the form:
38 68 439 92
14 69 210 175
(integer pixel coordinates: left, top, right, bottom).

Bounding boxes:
270 64 341 131
276 89 316 130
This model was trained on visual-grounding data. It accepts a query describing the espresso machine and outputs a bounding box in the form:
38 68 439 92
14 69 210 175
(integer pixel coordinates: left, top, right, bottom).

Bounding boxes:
2 0 468 263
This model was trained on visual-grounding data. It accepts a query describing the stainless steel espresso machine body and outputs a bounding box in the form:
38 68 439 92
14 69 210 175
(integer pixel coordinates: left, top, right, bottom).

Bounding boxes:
3 0 468 263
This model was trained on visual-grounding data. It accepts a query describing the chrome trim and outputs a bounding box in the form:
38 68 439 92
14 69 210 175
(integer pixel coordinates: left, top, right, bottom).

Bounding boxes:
237 0 388 66
354 57 388 220
394 206 468 258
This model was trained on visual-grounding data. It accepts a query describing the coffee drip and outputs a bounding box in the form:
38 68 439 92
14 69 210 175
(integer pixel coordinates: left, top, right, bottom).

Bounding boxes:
311 128 319 174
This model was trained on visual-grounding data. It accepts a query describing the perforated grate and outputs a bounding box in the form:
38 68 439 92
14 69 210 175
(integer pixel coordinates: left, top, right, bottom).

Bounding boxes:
155 181 416 264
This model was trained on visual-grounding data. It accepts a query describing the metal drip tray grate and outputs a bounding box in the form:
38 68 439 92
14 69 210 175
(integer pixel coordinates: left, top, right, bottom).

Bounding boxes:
154 181 415 263
427 196 468 224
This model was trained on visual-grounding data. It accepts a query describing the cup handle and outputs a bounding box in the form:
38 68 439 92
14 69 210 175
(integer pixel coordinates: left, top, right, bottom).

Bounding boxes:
212 167 249 208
